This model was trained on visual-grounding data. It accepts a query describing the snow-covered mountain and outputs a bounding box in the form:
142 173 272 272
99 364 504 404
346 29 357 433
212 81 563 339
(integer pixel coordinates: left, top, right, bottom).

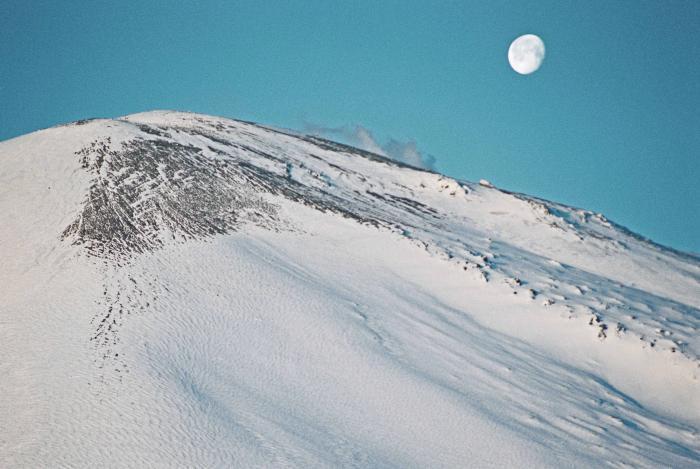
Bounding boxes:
1 110 698 467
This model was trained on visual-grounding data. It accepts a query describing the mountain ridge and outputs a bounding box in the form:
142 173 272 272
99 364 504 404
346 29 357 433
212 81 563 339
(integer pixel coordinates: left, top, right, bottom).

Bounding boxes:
16 109 698 259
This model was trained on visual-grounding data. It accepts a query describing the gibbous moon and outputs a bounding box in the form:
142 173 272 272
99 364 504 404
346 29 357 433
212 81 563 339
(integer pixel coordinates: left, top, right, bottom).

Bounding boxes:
508 34 545 75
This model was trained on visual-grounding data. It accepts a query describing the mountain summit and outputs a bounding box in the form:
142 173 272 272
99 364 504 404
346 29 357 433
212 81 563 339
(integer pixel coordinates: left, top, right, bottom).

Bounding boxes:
1 111 699 467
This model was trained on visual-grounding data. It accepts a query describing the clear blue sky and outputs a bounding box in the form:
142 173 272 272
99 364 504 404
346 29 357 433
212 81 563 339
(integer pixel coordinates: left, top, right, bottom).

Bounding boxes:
2 1 698 253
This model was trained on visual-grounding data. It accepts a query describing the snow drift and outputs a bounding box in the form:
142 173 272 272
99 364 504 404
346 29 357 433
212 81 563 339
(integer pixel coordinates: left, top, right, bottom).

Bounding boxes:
1 111 698 467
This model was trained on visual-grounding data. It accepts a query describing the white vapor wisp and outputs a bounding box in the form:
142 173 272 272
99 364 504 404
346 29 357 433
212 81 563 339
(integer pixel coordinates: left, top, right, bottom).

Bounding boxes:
305 123 436 170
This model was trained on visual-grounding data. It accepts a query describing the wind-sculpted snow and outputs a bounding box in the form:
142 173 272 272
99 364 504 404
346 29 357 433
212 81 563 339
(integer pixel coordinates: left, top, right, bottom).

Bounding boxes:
1 110 699 467
62 137 279 258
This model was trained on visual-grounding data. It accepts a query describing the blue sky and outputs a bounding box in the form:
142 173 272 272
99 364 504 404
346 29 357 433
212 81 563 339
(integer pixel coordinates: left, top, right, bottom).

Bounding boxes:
1 1 698 252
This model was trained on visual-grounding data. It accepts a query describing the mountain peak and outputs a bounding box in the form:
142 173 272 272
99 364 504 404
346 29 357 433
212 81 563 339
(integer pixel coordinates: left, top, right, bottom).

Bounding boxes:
2 111 699 467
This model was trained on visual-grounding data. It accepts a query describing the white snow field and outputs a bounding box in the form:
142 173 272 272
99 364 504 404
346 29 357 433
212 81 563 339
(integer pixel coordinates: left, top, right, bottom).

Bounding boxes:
1 110 699 467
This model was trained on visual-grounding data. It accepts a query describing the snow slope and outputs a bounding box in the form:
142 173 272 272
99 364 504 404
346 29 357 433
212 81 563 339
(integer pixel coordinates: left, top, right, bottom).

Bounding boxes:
1 110 698 467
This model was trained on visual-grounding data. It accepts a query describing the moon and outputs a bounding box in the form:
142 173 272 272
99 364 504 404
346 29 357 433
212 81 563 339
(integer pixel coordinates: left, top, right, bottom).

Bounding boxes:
508 34 545 75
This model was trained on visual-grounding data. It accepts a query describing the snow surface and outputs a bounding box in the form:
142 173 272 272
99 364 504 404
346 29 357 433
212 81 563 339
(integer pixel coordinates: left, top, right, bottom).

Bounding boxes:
1 110 699 467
